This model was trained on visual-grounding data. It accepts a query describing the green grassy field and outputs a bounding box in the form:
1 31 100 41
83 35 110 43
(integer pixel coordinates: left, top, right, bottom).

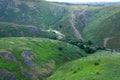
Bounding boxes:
0 37 86 80
47 51 120 80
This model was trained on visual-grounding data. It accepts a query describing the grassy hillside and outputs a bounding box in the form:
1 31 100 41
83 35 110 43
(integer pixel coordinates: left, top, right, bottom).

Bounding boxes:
0 2 120 80
0 0 78 38
83 5 120 50
0 0 68 27
47 51 120 80
0 1 120 49
0 22 58 39
0 37 86 80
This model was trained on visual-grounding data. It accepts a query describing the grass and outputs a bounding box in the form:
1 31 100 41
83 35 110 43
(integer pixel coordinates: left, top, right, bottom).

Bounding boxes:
83 5 120 49
0 0 76 38
0 2 120 80
0 22 57 39
0 1 68 28
47 51 120 80
1 1 120 49
0 57 30 80
0 37 86 80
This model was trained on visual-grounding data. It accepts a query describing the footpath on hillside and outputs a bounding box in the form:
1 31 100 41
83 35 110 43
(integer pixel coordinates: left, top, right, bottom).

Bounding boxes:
70 10 86 40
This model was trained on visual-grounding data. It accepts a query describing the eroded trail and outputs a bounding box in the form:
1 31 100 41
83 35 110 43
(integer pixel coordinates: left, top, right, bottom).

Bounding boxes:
70 10 85 40
103 37 113 47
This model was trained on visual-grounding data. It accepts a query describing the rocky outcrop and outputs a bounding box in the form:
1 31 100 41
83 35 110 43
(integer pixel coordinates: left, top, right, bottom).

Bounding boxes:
22 50 35 66
0 69 17 80
0 51 16 61
21 50 53 80
24 25 39 33
21 50 39 79
73 10 89 27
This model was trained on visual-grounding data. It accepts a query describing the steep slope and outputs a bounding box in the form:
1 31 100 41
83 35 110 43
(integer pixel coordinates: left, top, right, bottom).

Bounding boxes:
0 37 86 80
0 2 120 80
83 5 120 50
0 22 58 38
47 51 120 80
0 0 73 38
0 0 68 27
0 0 83 39
1 1 120 49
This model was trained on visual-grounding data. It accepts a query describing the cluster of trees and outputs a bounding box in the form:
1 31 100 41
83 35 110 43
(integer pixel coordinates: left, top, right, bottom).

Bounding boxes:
47 30 110 54
62 38 107 54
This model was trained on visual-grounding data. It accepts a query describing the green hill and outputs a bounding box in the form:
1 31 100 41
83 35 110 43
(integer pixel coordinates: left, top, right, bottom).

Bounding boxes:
83 5 120 50
47 51 120 80
0 22 58 39
0 1 120 80
0 0 68 27
0 1 120 49
0 37 86 80
0 0 76 38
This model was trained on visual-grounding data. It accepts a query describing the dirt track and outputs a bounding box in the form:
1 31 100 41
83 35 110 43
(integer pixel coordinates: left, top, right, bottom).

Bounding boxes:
70 10 86 40
103 37 113 47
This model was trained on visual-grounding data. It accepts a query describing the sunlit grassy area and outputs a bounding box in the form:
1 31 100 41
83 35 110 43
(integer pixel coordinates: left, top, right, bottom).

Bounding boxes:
47 51 120 80
0 37 85 80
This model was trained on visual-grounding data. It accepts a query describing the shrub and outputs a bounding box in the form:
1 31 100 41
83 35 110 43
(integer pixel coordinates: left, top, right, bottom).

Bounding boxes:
73 70 77 74
96 72 100 75
58 47 63 51
94 62 99 66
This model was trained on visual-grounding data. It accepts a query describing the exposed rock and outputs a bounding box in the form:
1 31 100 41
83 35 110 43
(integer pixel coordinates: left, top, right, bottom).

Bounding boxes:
25 25 39 33
21 50 35 66
21 50 53 80
73 10 88 27
21 50 39 79
0 51 16 61
0 69 17 80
